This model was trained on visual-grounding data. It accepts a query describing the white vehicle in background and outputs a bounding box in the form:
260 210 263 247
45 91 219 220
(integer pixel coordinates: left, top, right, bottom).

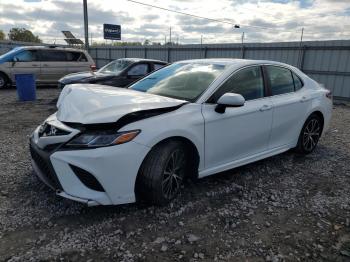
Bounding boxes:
30 59 332 206
0 46 95 88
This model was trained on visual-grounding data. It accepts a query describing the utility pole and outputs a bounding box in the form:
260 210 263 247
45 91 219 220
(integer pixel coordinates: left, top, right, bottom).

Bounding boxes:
169 27 172 45
298 27 305 68
83 0 89 50
241 32 245 59
300 27 304 45
201 35 203 45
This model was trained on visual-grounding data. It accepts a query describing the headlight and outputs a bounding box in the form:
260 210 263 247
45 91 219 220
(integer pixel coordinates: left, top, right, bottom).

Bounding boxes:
66 130 140 148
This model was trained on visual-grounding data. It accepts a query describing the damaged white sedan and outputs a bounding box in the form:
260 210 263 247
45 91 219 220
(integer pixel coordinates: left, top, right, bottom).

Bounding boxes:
30 59 332 206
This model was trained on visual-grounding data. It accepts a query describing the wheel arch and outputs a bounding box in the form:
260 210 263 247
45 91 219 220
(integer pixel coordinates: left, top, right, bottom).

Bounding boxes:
308 110 325 134
0 71 11 86
134 135 201 196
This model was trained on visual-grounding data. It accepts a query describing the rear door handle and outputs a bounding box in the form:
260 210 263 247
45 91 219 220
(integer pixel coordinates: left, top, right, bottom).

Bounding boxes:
259 104 272 112
43 64 49 67
31 64 39 67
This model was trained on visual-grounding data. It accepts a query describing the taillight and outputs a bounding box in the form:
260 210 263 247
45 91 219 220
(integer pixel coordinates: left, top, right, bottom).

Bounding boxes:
90 64 97 71
325 89 332 100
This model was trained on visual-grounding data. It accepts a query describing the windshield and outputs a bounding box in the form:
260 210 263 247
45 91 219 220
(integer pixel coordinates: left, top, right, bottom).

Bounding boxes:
98 59 132 74
0 48 22 62
130 63 227 102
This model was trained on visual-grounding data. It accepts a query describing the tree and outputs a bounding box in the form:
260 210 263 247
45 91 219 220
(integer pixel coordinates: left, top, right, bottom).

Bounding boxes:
8 28 41 43
0 30 5 40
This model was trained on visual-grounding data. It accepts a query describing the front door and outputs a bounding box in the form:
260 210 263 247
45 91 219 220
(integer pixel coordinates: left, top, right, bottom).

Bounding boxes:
10 50 41 82
123 63 150 86
202 66 273 173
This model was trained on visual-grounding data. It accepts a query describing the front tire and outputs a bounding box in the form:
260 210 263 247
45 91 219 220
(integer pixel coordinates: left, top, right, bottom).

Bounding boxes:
0 73 8 89
295 114 322 154
136 141 188 205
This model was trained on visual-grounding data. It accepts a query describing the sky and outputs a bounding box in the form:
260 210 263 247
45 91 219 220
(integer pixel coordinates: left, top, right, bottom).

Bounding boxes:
0 0 349 45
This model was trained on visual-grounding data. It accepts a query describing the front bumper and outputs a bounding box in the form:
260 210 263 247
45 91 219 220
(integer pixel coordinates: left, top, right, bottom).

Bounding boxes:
30 115 150 206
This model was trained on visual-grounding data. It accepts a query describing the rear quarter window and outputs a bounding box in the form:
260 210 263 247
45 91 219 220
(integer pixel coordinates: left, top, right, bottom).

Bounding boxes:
292 72 303 91
66 52 88 62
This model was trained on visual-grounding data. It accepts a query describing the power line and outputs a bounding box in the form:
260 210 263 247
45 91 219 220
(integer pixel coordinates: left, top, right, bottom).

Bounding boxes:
125 0 296 32
125 0 350 35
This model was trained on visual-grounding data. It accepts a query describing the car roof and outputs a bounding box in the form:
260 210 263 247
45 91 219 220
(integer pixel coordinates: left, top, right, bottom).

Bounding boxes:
119 58 168 64
19 46 87 52
173 58 289 67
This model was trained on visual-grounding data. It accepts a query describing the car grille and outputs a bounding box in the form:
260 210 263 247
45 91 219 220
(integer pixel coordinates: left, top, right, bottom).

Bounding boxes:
30 143 62 190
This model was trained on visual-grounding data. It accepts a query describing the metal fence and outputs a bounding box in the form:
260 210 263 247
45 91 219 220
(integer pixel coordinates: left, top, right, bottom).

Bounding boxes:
0 40 349 100
89 40 350 100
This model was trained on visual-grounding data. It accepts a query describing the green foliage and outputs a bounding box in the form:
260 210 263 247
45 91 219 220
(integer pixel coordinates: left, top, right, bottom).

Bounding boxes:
8 28 41 43
0 30 5 40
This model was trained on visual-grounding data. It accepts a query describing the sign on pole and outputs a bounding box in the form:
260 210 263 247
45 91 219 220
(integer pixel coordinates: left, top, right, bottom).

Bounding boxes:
103 24 121 40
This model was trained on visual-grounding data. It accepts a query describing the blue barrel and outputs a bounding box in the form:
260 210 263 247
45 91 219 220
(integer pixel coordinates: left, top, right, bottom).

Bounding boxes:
15 74 36 101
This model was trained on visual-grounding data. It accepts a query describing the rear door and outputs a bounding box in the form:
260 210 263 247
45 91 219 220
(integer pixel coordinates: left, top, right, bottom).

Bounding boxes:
10 49 41 82
152 62 166 72
65 51 91 74
265 65 311 149
39 50 68 83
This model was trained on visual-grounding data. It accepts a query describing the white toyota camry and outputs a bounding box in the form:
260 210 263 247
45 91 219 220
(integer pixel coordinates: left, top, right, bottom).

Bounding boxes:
30 59 332 206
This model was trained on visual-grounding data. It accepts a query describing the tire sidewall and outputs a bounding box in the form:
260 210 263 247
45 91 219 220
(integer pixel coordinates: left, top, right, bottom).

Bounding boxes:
0 73 8 89
297 114 322 154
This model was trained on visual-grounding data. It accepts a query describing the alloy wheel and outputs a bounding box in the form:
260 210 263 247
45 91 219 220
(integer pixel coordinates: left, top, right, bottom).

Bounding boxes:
0 76 5 88
162 149 185 199
303 118 321 151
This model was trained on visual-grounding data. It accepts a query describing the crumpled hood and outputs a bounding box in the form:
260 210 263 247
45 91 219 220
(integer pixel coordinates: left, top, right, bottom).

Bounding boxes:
56 84 186 124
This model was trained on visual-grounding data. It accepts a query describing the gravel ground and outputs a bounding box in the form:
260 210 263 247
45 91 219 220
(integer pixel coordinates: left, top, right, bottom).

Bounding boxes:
0 88 350 262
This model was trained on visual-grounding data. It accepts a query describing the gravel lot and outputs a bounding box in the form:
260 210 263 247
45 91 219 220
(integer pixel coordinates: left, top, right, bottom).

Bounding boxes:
0 88 349 262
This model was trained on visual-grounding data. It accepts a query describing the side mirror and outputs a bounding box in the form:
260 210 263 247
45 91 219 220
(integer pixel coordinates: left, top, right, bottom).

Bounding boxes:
12 57 19 66
215 93 245 113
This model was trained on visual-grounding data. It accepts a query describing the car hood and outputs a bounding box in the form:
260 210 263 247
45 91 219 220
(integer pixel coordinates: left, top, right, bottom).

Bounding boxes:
60 71 115 83
56 84 186 124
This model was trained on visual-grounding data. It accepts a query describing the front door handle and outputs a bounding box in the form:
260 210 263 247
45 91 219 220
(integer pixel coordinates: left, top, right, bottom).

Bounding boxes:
300 96 309 103
31 64 39 67
43 64 49 67
259 104 272 112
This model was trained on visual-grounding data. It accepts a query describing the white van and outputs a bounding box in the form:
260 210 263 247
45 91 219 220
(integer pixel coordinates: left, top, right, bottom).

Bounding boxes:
0 46 95 88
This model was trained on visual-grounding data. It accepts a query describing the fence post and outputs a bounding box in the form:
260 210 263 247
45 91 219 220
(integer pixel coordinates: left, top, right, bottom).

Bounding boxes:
298 45 306 71
203 46 208 58
95 48 98 67
124 48 127 58
109 47 112 62
241 45 245 59
144 47 147 59
167 47 171 62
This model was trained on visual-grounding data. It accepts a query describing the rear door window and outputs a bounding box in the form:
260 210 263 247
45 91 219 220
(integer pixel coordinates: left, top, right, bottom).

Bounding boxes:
40 50 67 62
266 66 295 95
154 63 166 70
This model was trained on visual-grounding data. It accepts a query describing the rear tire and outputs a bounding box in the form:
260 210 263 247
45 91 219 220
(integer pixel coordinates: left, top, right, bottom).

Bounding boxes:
295 114 322 154
136 141 188 205
0 73 8 89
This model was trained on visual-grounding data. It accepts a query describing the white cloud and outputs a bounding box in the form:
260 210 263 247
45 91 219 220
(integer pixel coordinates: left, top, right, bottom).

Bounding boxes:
0 0 349 44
